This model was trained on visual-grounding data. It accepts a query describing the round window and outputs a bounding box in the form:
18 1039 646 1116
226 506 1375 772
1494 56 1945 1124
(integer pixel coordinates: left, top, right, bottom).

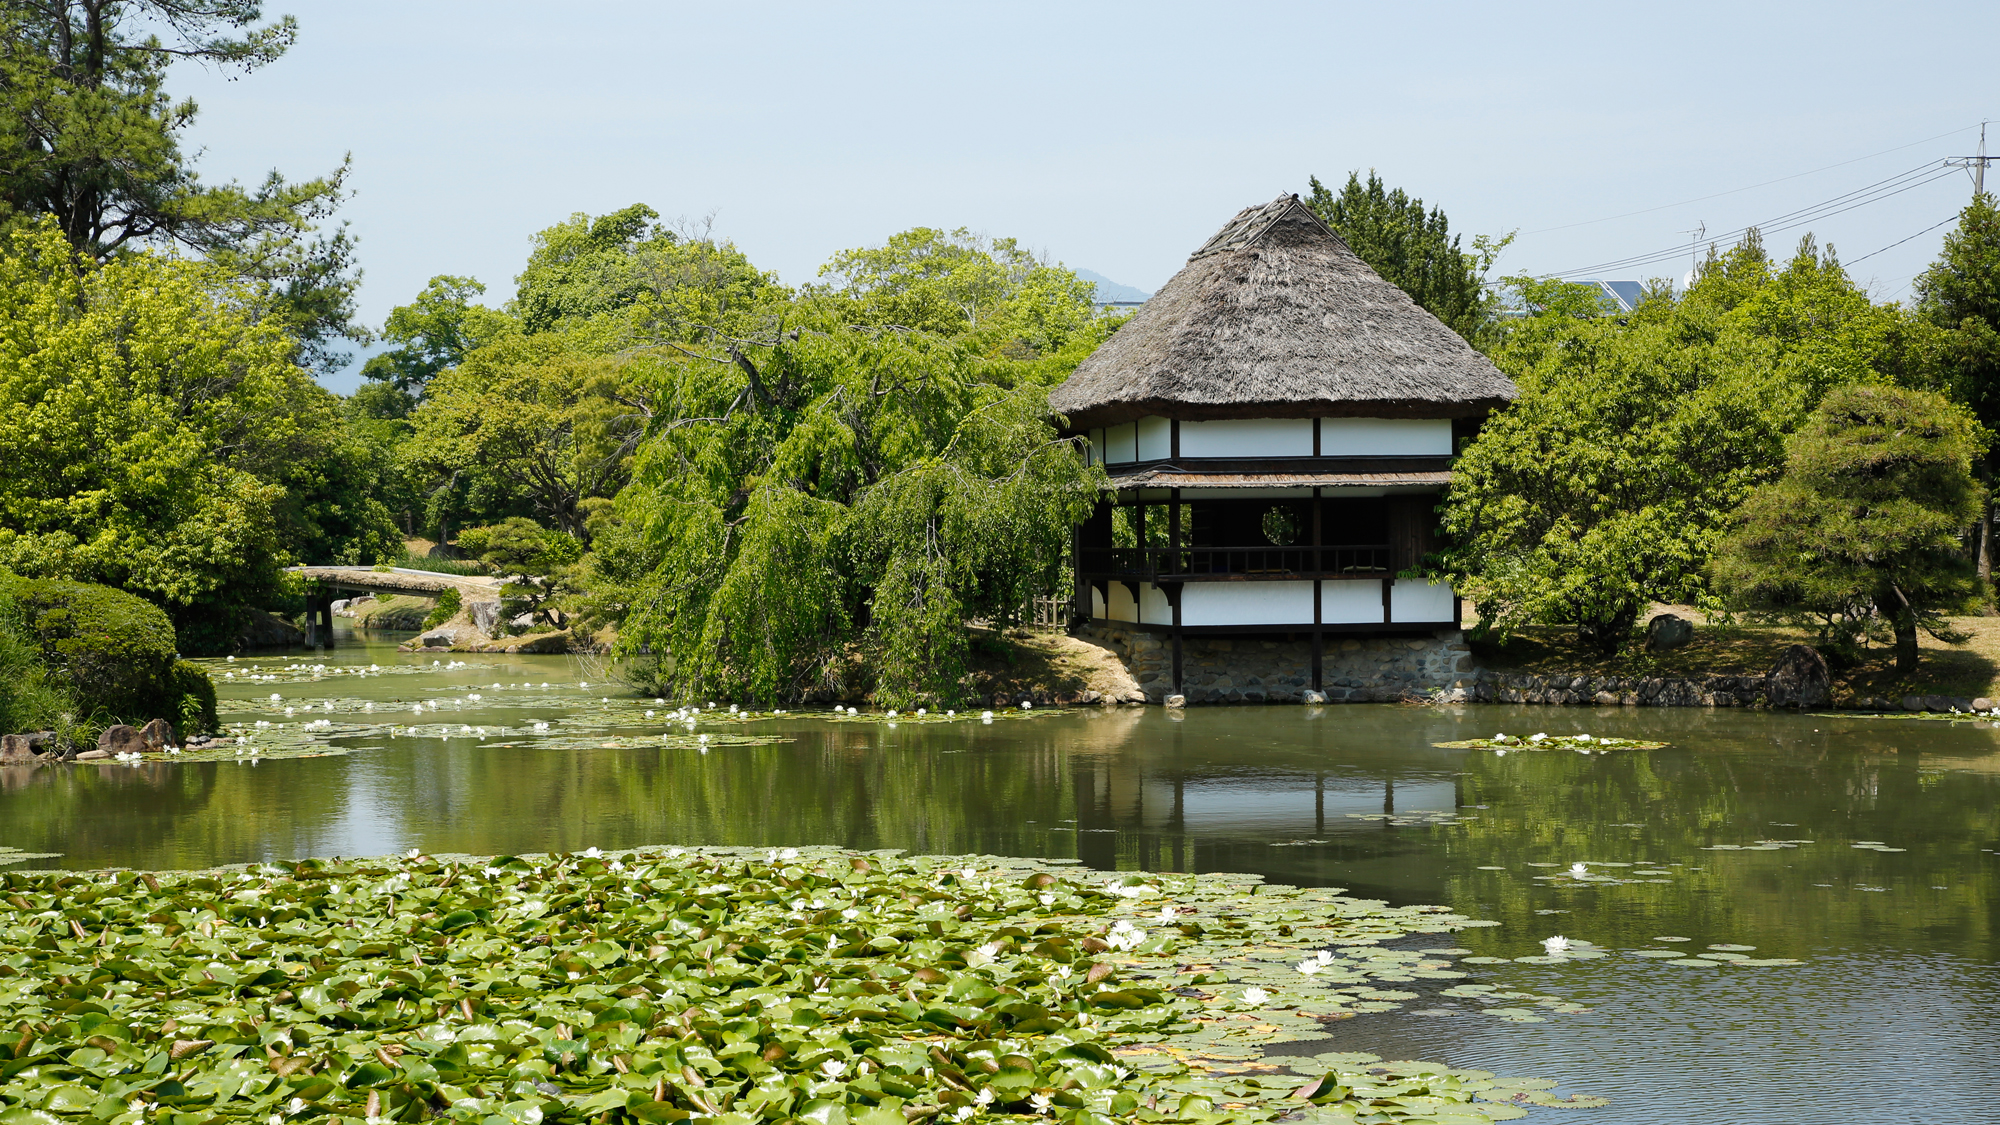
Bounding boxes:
1261 506 1299 547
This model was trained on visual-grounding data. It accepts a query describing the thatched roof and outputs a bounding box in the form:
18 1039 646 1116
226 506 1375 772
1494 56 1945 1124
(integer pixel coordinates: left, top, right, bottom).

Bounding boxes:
1050 194 1516 427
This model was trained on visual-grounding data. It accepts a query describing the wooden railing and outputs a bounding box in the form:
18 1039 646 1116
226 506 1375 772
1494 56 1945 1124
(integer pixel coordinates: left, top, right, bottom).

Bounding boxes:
1078 545 1392 578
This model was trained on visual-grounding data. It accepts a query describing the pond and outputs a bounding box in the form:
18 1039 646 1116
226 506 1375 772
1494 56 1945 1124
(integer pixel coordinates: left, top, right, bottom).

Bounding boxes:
4 633 1997 1124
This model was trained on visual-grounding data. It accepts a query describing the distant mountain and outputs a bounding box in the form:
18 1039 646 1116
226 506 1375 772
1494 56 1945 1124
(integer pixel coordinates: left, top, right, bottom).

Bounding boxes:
1074 269 1152 304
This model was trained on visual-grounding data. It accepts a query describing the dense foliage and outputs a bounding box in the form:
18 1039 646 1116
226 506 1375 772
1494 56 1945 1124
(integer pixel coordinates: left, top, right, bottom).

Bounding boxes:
0 0 360 368
1444 233 1925 653
1304 171 1509 346
0 844 1597 1125
5 574 216 730
0 223 397 650
1713 385 1984 671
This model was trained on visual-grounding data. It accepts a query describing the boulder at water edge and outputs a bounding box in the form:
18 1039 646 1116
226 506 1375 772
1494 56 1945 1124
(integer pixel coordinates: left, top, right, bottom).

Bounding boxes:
1645 614 1695 652
1766 644 1831 708
97 724 147 756
0 734 33 762
140 717 175 749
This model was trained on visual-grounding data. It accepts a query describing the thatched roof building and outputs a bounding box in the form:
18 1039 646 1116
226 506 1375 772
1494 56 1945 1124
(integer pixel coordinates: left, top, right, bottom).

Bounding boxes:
1050 194 1516 427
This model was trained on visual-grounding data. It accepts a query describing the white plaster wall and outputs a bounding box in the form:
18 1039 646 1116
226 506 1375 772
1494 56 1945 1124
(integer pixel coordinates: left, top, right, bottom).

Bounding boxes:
1180 418 1313 458
1320 418 1453 456
1321 580 1384 624
1390 578 1456 623
1181 581 1315 626
1136 416 1171 461
1104 422 1137 464
1106 582 1138 622
1140 582 1173 625
1090 588 1105 618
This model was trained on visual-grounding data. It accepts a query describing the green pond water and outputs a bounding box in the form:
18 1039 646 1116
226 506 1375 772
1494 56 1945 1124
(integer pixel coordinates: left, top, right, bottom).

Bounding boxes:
5 632 1998 1124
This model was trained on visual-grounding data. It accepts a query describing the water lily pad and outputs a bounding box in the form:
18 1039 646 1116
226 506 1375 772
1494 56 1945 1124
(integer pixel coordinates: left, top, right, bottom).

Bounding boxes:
1655 936 1692 942
1707 944 1757 952
1667 958 1722 967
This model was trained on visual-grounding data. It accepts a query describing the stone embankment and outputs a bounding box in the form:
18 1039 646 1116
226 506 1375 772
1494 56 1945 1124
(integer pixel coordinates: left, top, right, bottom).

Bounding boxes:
1076 622 1474 704
1466 645 1829 708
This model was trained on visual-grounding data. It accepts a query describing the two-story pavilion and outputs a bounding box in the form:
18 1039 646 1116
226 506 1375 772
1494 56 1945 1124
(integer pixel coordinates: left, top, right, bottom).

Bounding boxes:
1049 193 1517 697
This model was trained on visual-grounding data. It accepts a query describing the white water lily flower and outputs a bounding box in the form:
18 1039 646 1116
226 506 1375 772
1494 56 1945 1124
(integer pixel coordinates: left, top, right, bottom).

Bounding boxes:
974 1088 996 1106
1531 732 1547 741
1020 701 1032 710
780 847 799 860
468 694 481 701
1029 1093 1052 1114
1157 905 1176 923
269 693 281 701
841 908 860 920
582 846 603 858
1242 987 1270 1005
1569 863 1588 877
1054 964 1073 979
1038 893 1055 906
819 1059 846 1078
982 711 994 719
1544 935 1571 954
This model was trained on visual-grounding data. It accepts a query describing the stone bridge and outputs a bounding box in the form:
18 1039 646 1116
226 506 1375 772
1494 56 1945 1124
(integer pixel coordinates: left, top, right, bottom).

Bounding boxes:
286 566 507 646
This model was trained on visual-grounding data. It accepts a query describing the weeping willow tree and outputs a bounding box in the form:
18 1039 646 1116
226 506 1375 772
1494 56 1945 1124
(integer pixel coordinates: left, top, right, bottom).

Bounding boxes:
590 225 1109 708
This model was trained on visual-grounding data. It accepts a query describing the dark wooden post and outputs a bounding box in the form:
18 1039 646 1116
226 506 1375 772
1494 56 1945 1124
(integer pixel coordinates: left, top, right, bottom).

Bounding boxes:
1311 488 1324 689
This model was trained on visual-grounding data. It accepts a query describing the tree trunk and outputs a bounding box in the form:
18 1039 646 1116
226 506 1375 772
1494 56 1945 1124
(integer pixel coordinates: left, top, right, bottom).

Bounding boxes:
1876 587 1920 674
1981 502 1993 590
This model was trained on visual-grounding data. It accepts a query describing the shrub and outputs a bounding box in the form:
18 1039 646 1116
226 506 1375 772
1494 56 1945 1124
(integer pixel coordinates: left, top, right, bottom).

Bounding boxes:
170 660 218 735
8 576 179 722
422 587 462 630
0 591 72 735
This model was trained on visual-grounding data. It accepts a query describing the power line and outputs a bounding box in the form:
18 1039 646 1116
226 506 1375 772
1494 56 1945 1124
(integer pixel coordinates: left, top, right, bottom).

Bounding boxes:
1846 214 1959 266
1548 164 1959 277
1522 123 1985 236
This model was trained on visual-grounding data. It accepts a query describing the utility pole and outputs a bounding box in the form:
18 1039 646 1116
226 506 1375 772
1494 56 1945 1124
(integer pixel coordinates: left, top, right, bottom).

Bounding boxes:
1947 121 1992 197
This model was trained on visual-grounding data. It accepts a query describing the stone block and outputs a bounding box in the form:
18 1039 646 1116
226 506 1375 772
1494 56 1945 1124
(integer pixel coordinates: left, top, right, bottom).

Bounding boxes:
1975 698 1996 712
1164 694 1186 709
97 725 146 756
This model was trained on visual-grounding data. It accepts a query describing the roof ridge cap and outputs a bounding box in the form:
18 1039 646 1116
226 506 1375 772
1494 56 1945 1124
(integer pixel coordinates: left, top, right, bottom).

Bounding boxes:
1187 193 1348 261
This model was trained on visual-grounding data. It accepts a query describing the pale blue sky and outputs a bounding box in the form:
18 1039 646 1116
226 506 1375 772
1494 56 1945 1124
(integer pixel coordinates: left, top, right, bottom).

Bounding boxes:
165 1 2000 390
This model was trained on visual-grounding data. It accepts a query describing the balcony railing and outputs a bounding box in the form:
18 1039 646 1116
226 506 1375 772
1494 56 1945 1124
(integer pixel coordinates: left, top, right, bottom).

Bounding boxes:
1079 545 1392 578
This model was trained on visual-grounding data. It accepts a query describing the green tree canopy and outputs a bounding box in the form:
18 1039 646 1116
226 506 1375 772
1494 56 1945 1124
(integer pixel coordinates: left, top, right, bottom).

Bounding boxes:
1916 192 2000 424
0 222 388 649
1305 171 1510 345
0 0 361 369
1445 232 1920 653
815 227 1097 360
589 226 1110 707
1713 384 1984 671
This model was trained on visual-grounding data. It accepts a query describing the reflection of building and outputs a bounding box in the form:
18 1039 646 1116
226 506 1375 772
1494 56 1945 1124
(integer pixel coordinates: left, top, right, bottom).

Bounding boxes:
1050 195 1517 700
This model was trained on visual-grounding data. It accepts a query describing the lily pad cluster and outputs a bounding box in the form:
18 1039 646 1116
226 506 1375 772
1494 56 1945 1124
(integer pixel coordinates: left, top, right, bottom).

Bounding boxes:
1432 735 1665 752
0 847 1602 1125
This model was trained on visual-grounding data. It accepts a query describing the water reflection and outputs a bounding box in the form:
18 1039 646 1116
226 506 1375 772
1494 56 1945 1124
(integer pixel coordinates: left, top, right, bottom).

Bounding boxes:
4 638 1999 1123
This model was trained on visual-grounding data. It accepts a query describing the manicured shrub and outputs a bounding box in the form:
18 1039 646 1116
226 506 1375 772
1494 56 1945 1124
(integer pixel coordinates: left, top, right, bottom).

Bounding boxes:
4 576 209 725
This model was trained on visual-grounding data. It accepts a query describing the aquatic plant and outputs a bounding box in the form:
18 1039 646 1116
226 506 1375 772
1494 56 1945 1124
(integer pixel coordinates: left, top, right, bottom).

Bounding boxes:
0 847 1605 1124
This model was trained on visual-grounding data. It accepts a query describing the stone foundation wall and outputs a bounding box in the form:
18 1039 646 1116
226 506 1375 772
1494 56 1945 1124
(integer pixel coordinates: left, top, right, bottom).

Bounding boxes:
1073 627 1845 711
1076 623 1475 704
